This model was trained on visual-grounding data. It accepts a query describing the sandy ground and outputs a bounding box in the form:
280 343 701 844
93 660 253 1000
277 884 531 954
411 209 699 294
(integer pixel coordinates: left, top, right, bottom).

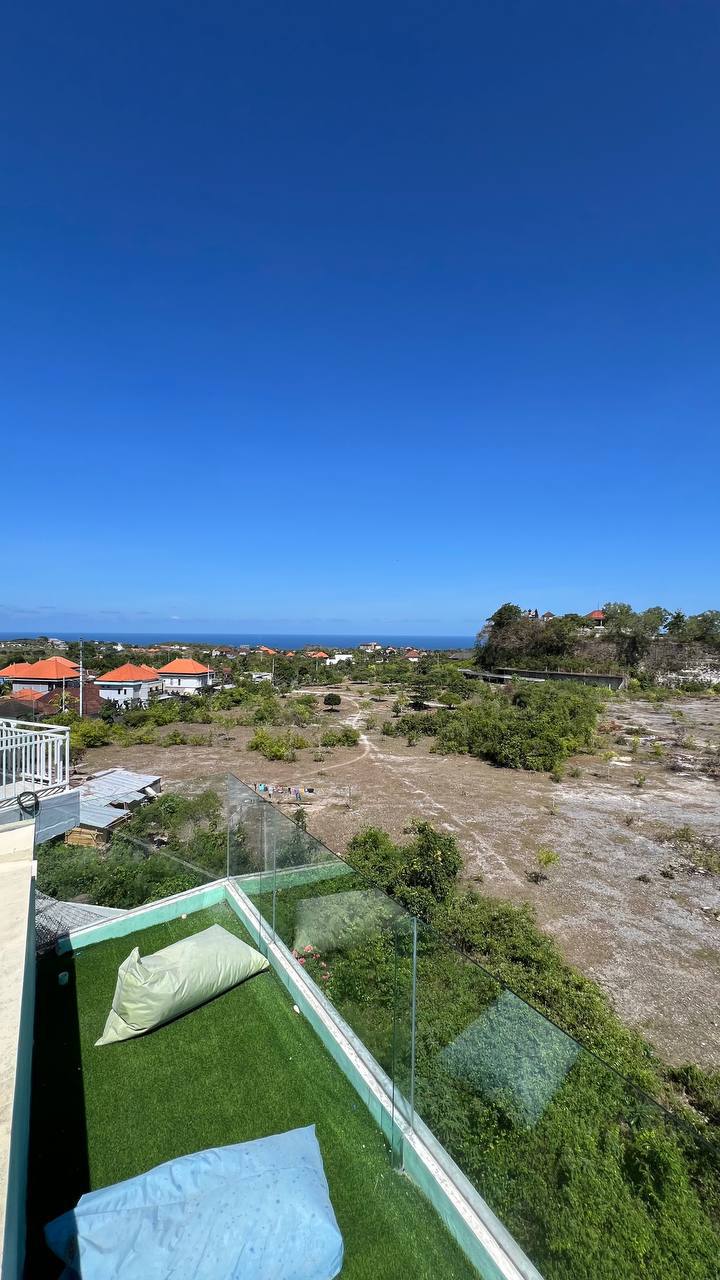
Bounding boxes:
83 689 720 1069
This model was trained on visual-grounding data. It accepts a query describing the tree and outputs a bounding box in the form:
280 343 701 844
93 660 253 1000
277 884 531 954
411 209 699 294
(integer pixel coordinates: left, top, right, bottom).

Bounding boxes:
324 692 341 711
685 610 720 651
489 603 524 628
666 610 687 637
410 671 441 707
603 603 668 668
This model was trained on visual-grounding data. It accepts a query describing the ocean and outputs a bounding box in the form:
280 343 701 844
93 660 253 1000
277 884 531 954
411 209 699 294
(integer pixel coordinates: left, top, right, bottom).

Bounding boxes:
0 631 476 651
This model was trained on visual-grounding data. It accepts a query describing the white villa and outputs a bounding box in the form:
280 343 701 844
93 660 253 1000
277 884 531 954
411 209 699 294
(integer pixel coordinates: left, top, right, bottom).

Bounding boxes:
0 656 80 694
157 658 215 694
94 662 163 706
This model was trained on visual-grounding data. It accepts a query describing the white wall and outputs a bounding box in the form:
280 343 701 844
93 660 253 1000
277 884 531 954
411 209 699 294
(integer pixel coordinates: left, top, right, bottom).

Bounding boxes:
96 680 161 706
10 679 79 694
161 672 212 695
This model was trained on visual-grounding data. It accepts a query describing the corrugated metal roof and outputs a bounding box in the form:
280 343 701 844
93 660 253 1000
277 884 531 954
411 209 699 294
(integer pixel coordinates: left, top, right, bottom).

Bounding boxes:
80 768 160 800
77 801 127 829
76 768 161 830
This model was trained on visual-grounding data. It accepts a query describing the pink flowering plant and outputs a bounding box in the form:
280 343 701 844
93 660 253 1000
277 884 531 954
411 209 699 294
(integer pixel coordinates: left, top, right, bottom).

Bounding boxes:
291 943 332 991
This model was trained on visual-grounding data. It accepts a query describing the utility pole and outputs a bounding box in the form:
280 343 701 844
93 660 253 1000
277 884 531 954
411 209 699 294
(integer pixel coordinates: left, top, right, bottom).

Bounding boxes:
79 639 84 718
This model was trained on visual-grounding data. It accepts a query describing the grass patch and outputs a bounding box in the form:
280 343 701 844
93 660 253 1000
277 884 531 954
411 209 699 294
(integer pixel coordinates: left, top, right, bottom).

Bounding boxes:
26 904 479 1280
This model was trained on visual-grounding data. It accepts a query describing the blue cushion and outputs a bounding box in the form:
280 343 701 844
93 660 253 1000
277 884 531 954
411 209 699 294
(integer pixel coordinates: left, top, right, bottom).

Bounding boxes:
45 1125 344 1279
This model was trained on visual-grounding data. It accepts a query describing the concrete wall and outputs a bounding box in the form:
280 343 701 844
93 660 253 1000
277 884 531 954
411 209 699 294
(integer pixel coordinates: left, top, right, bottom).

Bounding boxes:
0 822 36 1280
495 667 624 690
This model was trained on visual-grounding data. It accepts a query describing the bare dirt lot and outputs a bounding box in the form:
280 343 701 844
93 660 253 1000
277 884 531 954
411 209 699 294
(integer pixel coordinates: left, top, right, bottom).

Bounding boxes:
83 688 720 1069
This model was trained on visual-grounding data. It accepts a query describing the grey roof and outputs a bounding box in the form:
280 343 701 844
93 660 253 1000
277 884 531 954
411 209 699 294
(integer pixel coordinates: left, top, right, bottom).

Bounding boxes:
79 768 161 801
35 891 126 952
76 767 161 830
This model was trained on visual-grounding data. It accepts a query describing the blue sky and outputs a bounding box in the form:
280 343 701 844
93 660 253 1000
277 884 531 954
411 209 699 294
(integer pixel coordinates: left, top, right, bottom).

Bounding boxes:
3 2 719 635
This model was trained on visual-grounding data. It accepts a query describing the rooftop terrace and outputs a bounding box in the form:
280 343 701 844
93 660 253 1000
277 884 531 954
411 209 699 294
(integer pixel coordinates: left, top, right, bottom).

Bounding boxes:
26 904 479 1280
2 773 719 1280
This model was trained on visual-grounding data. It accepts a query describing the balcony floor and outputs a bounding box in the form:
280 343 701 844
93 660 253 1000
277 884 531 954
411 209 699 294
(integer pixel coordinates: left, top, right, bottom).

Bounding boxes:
26 903 478 1279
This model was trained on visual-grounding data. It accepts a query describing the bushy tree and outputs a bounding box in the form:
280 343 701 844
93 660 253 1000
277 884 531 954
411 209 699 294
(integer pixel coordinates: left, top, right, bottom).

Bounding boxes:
347 820 462 915
603 602 668 667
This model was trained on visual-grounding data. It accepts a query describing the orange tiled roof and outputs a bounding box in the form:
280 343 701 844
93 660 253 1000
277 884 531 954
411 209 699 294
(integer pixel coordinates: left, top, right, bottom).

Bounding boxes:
0 662 36 677
9 688 45 702
96 663 162 684
157 658 211 675
17 657 81 680
587 610 605 620
307 650 329 659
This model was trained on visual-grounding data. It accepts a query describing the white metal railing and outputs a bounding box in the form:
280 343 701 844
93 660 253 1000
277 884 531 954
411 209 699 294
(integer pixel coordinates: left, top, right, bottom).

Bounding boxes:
0 718 70 805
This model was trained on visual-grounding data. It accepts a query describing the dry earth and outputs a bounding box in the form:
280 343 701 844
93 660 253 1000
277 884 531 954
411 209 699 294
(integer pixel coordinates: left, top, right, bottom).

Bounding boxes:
82 688 720 1069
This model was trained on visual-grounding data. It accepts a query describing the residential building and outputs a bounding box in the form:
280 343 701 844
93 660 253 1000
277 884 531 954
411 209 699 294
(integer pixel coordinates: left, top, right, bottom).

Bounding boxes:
586 609 605 628
0 657 80 695
94 662 163 706
325 653 353 666
157 658 215 695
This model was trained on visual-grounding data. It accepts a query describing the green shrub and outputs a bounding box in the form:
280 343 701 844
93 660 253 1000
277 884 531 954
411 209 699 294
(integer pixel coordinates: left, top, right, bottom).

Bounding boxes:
247 728 309 760
320 726 361 748
68 719 113 751
386 683 604 772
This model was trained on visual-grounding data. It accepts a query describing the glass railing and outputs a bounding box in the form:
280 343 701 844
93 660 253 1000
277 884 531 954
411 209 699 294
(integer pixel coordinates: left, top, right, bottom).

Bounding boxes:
33 798 223 924
225 775 720 1279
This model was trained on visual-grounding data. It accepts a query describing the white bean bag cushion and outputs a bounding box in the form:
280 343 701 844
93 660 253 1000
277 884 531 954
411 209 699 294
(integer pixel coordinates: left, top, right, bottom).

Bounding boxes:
96 924 268 1046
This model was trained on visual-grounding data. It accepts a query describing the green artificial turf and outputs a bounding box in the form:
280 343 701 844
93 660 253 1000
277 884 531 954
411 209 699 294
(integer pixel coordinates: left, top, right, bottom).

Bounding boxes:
26 903 479 1279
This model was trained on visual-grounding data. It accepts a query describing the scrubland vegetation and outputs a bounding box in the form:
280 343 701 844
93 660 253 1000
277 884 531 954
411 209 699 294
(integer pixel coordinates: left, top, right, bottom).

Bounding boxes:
254 820 720 1280
384 680 605 771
